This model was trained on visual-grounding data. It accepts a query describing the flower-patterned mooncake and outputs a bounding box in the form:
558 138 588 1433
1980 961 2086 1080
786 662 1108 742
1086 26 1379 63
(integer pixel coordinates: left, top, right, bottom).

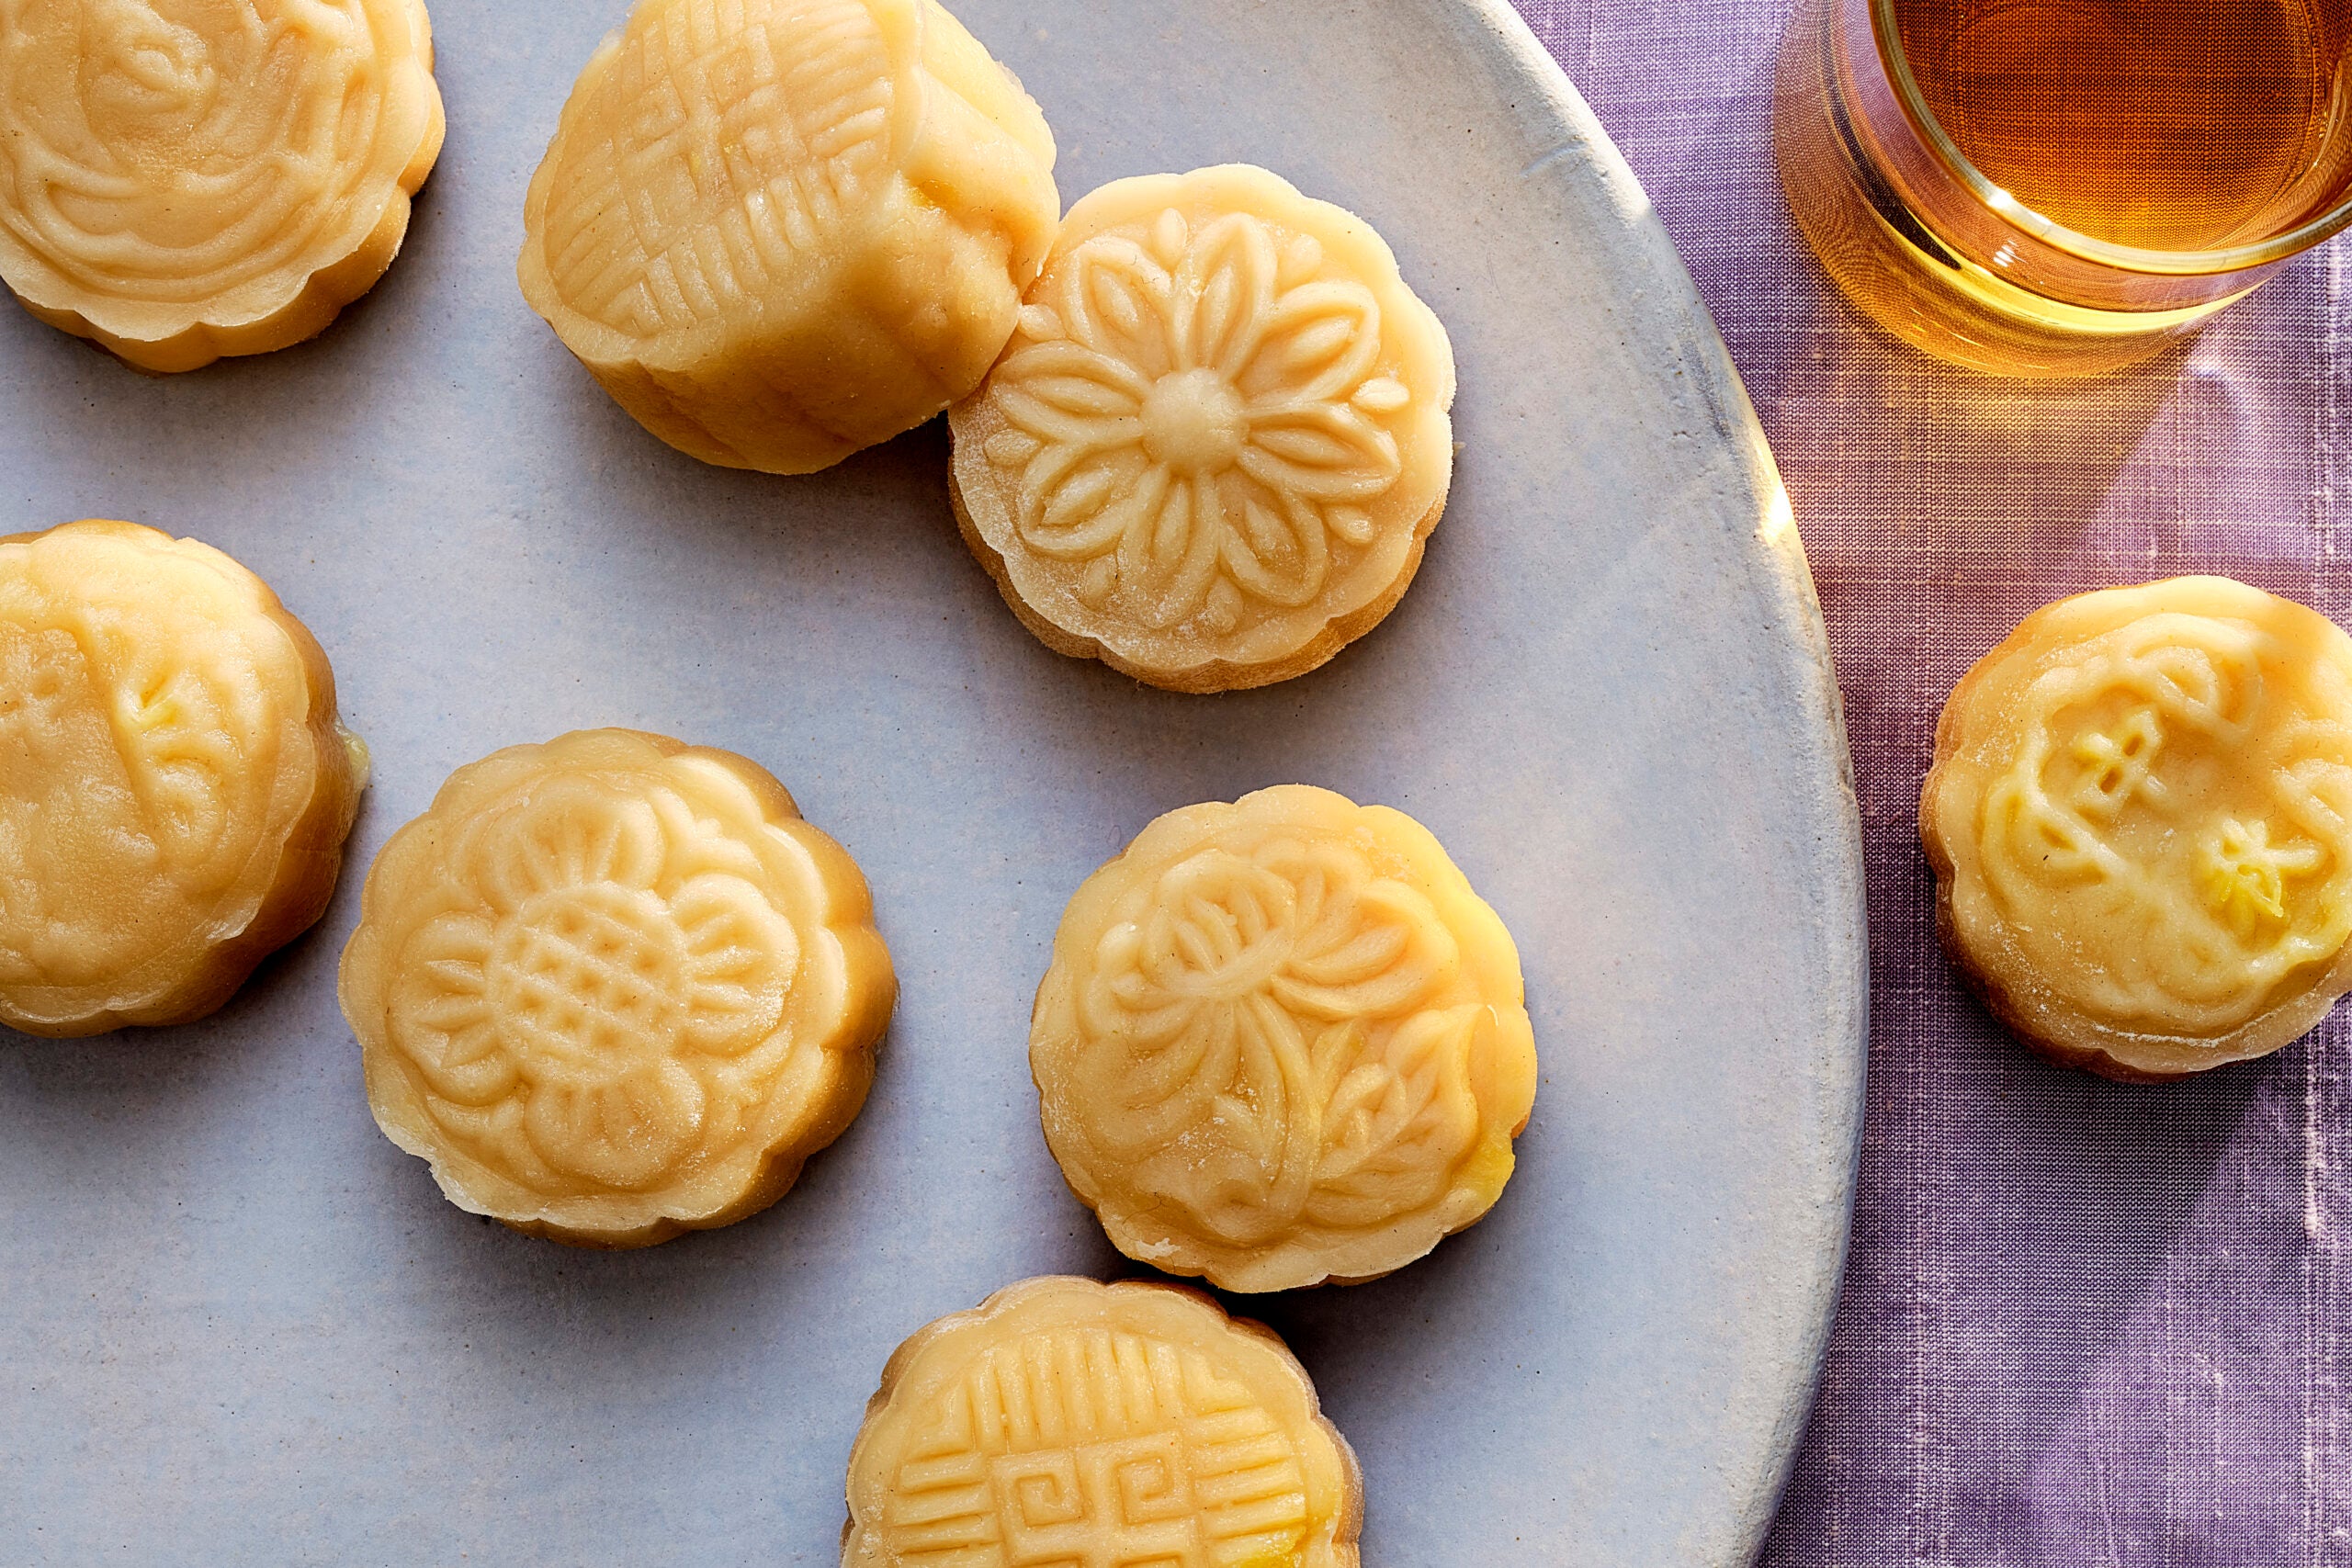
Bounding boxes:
0 520 366 1035
1031 785 1537 1292
0 0 444 372
1923 578 2352 1080
518 0 1058 475
842 1275 1362 1568
340 729 895 1247
949 165 1456 693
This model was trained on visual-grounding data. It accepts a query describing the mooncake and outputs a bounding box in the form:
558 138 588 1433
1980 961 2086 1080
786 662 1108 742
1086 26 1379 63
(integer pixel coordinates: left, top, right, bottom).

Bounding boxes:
843 1275 1362 1568
340 729 895 1247
0 0 445 373
948 164 1456 693
517 0 1058 475
0 520 365 1036
1922 578 2352 1080
1031 785 1536 1292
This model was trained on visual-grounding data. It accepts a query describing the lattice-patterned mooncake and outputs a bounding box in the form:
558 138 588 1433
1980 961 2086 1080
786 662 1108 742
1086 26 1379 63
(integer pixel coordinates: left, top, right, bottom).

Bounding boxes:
843 1275 1362 1568
0 520 366 1035
1922 578 2352 1080
517 0 1058 475
340 729 895 1247
949 165 1456 693
1031 785 1537 1293
0 0 445 372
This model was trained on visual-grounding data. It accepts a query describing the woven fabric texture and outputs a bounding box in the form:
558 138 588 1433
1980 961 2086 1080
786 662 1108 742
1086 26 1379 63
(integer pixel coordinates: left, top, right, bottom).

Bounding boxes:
1508 1 2352 1562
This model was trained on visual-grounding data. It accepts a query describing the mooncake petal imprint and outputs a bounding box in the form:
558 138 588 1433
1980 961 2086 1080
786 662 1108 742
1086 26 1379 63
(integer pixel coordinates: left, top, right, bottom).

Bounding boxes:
1033 785 1537 1292
951 164 1457 692
344 729 896 1247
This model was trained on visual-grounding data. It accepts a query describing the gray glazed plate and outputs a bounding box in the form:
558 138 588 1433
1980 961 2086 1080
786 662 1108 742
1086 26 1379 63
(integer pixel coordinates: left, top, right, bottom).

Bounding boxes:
0 2 1865 1563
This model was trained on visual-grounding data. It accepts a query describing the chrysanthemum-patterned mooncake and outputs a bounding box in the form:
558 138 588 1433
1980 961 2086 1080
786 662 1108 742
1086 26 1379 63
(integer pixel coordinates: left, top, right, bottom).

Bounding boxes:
842 1275 1362 1568
949 165 1456 693
0 520 366 1036
1923 578 2352 1081
1031 785 1537 1292
517 0 1058 475
0 0 445 373
340 729 895 1247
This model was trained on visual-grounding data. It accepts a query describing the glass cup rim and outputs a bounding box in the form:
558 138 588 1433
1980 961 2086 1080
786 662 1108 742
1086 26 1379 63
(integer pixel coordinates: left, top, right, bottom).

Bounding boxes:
1866 0 2352 276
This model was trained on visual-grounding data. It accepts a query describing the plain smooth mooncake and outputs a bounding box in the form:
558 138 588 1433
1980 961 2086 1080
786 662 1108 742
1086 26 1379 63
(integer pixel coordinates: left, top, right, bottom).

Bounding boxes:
949 164 1457 693
1030 784 1537 1292
0 520 366 1036
1922 577 2352 1080
340 728 895 1247
0 0 445 372
842 1275 1362 1568
517 0 1059 474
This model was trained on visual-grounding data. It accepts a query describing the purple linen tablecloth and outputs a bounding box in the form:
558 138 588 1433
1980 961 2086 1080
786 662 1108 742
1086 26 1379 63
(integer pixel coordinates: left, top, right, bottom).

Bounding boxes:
1506 1 2352 1562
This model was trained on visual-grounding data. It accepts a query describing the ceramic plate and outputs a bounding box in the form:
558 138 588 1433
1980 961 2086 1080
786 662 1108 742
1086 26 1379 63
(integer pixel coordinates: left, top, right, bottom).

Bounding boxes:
0 2 1865 1562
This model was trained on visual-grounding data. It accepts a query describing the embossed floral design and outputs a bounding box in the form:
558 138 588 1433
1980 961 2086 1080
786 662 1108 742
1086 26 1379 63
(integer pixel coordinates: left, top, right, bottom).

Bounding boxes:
386 778 799 1193
978 207 1413 634
1069 835 1485 1247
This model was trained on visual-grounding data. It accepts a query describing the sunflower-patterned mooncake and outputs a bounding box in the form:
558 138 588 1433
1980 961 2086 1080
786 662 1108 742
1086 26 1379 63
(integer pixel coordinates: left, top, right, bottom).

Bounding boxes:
341 728 895 1246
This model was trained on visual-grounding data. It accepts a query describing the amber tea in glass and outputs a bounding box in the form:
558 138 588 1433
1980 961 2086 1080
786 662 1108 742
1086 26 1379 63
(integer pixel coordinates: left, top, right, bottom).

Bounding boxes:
1775 0 2352 376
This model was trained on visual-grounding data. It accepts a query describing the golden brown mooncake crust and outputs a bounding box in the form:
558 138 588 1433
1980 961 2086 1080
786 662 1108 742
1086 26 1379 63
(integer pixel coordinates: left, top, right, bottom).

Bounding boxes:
0 519 364 1036
948 165 1457 694
0 0 445 372
842 1275 1362 1568
1921 576 2352 1080
1030 784 1538 1292
517 0 1058 475
340 728 896 1247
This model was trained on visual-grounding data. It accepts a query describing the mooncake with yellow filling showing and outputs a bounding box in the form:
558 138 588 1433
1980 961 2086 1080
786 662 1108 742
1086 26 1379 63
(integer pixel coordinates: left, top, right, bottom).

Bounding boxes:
949 164 1457 693
1031 784 1536 1293
340 728 895 1247
517 0 1058 475
0 520 366 1036
0 0 445 373
1922 577 2352 1080
842 1275 1362 1568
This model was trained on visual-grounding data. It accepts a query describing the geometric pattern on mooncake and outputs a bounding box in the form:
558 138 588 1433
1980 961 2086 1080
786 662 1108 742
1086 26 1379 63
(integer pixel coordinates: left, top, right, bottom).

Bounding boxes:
341 729 896 1247
532 0 894 340
1923 576 2352 1079
0 520 364 1035
950 165 1456 693
0 0 445 371
1031 786 1537 1293
518 0 1058 474
843 1277 1362 1568
880 1331 1310 1565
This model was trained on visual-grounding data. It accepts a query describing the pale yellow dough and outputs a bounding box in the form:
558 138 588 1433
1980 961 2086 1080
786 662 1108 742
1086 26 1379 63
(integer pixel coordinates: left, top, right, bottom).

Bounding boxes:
340 729 896 1247
842 1275 1362 1568
950 165 1457 693
517 0 1058 475
1922 577 2352 1080
0 520 365 1036
0 0 445 373
1031 785 1536 1293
